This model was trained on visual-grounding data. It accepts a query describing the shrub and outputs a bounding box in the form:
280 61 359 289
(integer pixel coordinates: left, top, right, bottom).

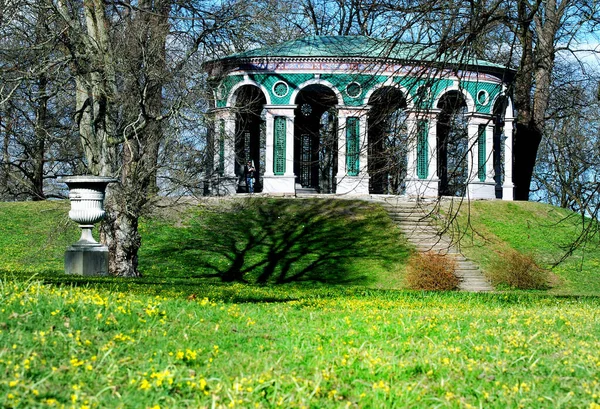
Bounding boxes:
488 249 549 290
405 252 459 291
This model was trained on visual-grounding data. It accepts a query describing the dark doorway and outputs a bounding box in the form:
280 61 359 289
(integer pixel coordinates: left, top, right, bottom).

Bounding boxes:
437 91 468 197
368 86 408 194
233 85 267 192
294 85 338 193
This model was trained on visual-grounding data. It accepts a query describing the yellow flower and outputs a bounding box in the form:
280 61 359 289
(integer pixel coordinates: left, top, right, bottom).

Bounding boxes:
139 379 151 391
70 358 84 367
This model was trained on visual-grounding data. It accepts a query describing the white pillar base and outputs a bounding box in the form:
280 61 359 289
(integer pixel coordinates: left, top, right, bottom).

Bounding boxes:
502 183 514 201
467 182 496 199
405 178 439 198
65 245 109 276
263 175 296 194
336 175 369 195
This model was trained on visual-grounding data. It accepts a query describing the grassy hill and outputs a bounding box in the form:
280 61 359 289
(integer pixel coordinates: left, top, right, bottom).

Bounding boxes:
0 198 598 295
0 198 411 289
444 200 600 295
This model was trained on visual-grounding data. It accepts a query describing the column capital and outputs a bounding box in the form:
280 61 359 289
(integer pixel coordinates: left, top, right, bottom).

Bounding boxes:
264 105 297 117
337 105 370 118
465 112 494 124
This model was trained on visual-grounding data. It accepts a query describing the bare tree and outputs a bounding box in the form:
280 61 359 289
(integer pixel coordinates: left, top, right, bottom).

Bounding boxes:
0 0 82 200
48 0 253 276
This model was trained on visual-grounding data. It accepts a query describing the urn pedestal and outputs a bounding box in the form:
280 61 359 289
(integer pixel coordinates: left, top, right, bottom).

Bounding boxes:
62 176 117 276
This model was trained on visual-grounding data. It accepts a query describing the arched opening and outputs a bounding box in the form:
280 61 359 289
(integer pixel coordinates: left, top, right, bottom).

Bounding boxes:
233 85 267 192
367 87 408 194
493 96 509 199
294 85 338 193
437 91 468 197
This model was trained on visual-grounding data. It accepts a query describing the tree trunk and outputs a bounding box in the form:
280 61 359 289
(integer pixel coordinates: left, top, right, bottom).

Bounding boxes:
513 122 542 200
512 0 565 200
32 73 49 201
101 191 141 277
98 0 170 277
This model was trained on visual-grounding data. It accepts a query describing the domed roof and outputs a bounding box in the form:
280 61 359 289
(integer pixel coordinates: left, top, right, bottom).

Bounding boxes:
211 35 509 72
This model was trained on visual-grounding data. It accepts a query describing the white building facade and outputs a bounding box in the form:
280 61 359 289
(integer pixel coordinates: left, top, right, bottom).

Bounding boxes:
204 36 515 200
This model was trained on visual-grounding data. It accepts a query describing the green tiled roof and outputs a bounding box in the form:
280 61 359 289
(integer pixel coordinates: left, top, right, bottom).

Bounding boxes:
217 35 508 71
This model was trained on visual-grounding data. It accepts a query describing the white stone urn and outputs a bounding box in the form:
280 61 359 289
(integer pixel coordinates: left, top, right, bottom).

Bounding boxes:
62 176 117 246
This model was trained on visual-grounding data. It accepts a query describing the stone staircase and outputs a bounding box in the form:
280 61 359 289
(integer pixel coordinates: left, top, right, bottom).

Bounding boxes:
295 184 319 195
378 199 493 292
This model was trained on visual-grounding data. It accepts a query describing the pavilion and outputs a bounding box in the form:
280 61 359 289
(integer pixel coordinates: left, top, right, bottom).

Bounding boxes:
203 35 515 199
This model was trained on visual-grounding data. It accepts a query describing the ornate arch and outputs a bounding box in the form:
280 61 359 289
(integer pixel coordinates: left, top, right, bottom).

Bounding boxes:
363 79 413 109
490 92 515 119
227 80 272 107
434 85 476 113
290 79 343 106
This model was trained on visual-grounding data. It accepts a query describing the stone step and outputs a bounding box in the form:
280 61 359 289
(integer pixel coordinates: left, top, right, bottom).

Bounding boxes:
382 202 494 293
455 263 480 269
456 272 483 277
397 223 436 230
459 287 493 292
389 216 428 222
395 219 435 225
460 281 493 287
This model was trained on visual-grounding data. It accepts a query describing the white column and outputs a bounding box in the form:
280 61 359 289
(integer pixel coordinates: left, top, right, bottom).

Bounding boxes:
336 106 370 195
502 116 515 201
264 111 275 177
358 111 369 178
405 110 439 198
466 114 495 199
262 105 296 194
211 109 237 195
466 119 479 185
284 112 295 179
405 113 418 180
427 113 438 181
336 110 347 180
485 124 495 184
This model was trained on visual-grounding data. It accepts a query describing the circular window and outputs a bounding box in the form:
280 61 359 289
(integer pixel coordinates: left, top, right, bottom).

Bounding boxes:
477 90 489 106
346 82 362 98
301 103 313 116
273 81 289 98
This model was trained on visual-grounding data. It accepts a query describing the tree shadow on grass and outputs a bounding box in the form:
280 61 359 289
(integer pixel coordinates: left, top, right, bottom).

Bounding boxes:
142 198 408 285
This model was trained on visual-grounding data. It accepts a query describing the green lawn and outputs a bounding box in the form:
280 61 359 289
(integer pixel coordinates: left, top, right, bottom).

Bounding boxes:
1 198 600 407
1 280 599 408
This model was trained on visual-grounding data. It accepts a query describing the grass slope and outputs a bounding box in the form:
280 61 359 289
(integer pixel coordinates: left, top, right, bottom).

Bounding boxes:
1 280 599 408
0 199 411 289
450 200 600 295
140 198 410 288
0 201 77 274
0 198 599 294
